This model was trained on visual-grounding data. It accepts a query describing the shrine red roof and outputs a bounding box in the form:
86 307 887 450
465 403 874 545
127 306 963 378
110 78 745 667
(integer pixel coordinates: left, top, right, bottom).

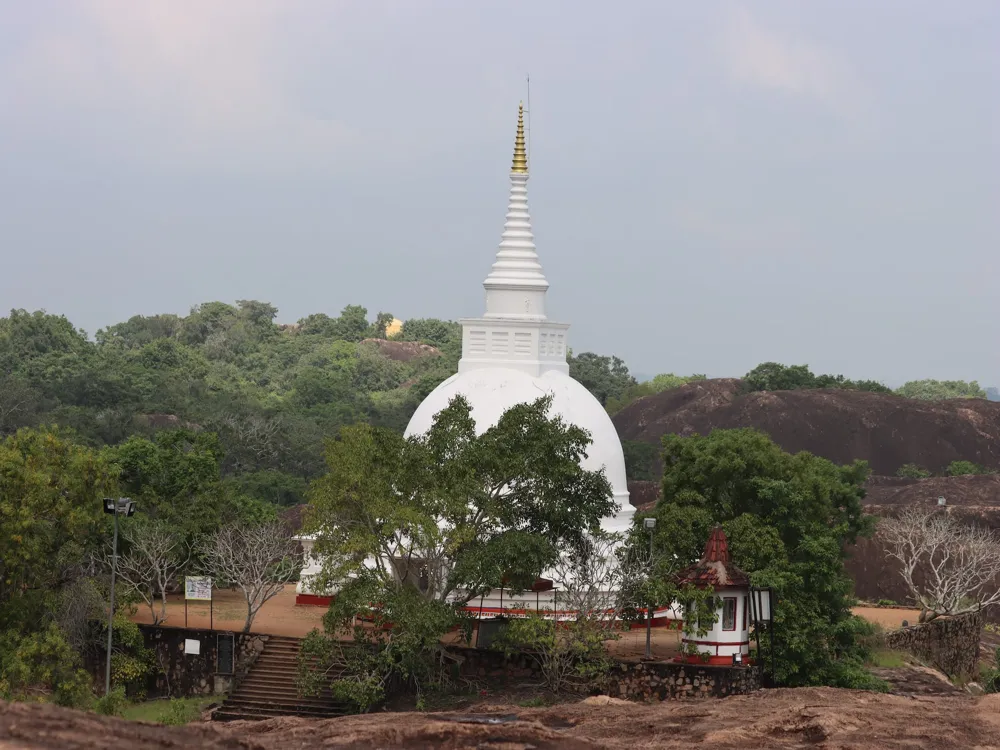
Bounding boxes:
675 526 750 589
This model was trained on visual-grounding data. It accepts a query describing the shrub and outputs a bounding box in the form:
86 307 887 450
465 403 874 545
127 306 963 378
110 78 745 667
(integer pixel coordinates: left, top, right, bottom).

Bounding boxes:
946 460 993 477
93 686 129 717
896 464 931 479
157 698 198 725
494 610 616 694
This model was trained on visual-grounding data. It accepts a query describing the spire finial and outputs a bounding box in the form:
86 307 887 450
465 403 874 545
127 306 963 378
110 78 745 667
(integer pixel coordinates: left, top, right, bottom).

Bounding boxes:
511 101 528 174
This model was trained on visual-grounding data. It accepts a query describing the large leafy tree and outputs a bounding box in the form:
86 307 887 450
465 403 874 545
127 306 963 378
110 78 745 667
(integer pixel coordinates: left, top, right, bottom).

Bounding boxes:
306 394 616 604
647 428 880 688
0 428 118 630
568 351 637 407
301 395 615 710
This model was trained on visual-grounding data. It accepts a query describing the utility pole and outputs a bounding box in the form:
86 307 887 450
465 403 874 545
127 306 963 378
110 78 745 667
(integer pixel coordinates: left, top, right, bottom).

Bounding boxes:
643 517 657 660
103 497 136 696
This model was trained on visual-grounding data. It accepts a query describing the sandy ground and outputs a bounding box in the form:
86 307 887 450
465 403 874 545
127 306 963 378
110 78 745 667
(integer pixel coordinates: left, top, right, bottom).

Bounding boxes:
853 606 921 629
130 588 686 658
131 589 324 637
4 689 1000 749
133 590 913 655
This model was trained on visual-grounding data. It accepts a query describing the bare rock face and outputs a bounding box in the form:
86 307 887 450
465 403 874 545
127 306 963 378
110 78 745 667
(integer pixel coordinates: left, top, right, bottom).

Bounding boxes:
6 690 1000 750
360 338 442 362
613 379 1000 477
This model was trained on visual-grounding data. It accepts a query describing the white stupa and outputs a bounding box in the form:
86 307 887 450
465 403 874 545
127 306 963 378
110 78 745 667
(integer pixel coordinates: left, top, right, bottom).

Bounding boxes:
295 103 635 611
404 102 633 534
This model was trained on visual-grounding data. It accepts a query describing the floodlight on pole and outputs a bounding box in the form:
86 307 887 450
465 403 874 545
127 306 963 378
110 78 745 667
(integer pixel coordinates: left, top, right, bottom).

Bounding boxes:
643 517 656 660
103 497 135 697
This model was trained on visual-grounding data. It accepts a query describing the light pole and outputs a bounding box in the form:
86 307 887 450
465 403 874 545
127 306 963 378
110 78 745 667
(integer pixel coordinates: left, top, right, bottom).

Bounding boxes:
103 497 136 697
643 516 657 660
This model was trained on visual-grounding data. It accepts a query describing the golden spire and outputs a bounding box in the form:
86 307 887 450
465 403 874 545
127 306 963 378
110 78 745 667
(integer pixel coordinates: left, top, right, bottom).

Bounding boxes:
511 101 528 173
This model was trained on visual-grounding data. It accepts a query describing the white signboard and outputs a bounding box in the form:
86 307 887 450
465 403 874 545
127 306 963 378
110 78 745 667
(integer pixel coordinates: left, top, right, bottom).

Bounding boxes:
184 638 201 655
185 576 212 601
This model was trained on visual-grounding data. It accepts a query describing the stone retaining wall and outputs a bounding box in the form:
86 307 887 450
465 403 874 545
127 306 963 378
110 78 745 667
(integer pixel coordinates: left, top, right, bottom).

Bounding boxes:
883 610 983 679
603 661 761 701
447 645 761 700
139 625 267 698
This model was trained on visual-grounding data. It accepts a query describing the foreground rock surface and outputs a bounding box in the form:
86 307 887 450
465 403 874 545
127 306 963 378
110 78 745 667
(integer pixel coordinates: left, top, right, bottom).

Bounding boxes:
5 688 1000 749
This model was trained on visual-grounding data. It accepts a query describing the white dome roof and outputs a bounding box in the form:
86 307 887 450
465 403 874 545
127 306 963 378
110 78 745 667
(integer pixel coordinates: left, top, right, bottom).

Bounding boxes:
405 367 632 532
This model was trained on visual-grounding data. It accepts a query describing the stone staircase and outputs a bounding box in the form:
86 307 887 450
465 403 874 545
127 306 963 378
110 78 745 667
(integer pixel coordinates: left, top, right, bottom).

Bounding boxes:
213 635 350 721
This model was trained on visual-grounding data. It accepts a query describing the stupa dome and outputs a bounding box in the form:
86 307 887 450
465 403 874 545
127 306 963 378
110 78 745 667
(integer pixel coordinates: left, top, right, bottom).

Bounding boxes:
404 367 631 531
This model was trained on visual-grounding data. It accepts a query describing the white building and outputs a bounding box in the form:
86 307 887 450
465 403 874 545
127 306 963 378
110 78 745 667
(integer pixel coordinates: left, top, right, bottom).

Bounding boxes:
675 527 752 665
296 103 650 617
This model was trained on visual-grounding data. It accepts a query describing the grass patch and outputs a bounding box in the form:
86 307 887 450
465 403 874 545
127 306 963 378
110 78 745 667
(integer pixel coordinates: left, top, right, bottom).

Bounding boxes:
868 649 908 668
518 696 547 708
122 697 214 724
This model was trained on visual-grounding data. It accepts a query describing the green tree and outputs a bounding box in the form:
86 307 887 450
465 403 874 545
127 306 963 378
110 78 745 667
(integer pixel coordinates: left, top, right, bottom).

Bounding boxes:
398 318 461 349
650 428 881 689
622 439 658 481
896 463 931 479
742 362 890 394
568 351 637 406
895 379 987 400
946 460 992 476
0 428 117 631
300 395 616 708
307 394 615 604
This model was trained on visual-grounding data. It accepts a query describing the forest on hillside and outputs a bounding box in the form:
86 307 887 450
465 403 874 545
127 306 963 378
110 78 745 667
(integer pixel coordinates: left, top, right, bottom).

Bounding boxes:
1 302 993 509
0 302 655 510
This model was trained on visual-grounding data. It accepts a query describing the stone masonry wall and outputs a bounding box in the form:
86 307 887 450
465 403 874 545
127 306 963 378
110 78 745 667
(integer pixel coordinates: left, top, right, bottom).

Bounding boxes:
603 661 761 701
139 625 267 698
447 645 760 701
883 610 983 679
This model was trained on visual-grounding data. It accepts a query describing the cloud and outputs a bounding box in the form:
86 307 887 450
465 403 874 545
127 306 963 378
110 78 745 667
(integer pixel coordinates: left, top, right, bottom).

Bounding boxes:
1 0 358 173
719 6 868 123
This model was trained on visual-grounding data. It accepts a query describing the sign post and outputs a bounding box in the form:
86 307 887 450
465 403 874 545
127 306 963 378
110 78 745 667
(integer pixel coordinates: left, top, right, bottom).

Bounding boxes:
184 576 213 630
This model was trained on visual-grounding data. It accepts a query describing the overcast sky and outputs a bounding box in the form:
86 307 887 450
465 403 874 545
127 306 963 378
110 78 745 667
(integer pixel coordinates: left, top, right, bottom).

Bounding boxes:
1 1 997 385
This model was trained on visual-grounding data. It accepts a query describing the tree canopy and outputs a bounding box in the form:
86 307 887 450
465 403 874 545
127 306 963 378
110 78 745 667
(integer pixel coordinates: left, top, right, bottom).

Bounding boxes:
306 394 616 605
646 428 881 689
741 362 891 394
894 379 987 400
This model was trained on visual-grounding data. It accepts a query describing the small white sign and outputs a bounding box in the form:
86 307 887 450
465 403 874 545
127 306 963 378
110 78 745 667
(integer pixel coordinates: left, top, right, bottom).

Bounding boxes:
185 576 212 601
184 638 201 656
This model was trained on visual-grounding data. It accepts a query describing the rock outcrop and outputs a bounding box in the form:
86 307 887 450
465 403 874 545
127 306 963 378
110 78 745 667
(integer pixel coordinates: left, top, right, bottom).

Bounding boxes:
613 379 1000 477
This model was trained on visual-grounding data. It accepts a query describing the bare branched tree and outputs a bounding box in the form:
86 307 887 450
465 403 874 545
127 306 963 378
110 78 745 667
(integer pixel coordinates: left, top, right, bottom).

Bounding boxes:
504 532 658 693
201 521 302 633
219 414 283 472
549 532 647 624
879 507 1000 622
114 522 190 626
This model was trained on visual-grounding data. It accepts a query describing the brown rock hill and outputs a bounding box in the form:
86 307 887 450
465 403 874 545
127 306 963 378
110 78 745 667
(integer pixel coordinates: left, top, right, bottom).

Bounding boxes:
613 379 1000 477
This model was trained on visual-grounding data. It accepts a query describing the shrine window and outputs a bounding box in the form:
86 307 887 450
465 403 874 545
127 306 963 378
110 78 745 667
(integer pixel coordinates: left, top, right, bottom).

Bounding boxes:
722 597 737 631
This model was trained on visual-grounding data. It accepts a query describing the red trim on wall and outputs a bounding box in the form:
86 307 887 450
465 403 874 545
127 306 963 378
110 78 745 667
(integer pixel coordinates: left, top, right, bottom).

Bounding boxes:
676 654 745 666
680 639 751 647
295 594 333 607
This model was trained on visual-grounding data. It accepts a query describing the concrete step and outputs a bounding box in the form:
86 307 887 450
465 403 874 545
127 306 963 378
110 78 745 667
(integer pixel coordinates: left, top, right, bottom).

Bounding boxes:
232 688 328 703
224 692 341 706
